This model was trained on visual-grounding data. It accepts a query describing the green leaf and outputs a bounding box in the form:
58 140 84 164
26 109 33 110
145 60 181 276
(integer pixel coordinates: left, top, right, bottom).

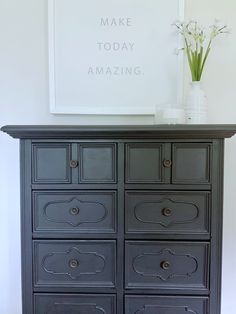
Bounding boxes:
199 41 212 79
197 47 204 80
200 46 211 78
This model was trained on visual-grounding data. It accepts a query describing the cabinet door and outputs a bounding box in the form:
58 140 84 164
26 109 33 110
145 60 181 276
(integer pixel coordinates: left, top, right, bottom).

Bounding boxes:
32 143 72 184
79 144 117 183
172 144 211 184
125 143 170 183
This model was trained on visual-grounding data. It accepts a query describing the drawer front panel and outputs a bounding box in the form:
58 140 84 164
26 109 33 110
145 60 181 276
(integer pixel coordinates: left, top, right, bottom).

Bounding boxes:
126 191 210 235
32 143 71 184
125 143 168 183
33 191 117 233
125 241 209 290
172 144 212 184
34 294 116 314
125 296 208 314
79 144 117 183
34 241 116 287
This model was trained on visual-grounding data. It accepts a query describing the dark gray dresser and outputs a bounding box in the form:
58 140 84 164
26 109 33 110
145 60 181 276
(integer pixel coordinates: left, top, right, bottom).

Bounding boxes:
2 125 236 314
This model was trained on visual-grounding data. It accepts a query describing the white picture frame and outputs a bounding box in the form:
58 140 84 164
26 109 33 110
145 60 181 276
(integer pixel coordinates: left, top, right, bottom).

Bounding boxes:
48 0 185 115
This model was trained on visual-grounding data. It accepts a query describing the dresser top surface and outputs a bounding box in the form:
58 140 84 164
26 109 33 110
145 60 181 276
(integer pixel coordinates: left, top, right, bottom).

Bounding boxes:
1 124 236 139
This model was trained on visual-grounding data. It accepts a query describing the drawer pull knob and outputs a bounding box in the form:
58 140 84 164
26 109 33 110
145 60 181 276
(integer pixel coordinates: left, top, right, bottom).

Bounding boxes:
69 259 79 268
160 261 171 270
162 207 173 217
70 160 78 168
70 207 80 215
163 159 172 168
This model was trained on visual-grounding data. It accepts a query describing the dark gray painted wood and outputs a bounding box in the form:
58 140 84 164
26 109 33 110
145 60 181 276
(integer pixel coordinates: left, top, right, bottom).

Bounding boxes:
2 124 236 139
2 125 235 314
20 139 34 314
34 294 116 314
172 143 212 184
125 143 167 183
33 240 116 288
125 296 209 314
79 143 117 183
125 191 210 236
32 143 72 184
33 191 117 233
125 241 209 291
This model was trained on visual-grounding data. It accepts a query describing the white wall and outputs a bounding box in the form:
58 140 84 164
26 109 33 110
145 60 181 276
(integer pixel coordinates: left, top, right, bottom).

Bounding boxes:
0 0 235 313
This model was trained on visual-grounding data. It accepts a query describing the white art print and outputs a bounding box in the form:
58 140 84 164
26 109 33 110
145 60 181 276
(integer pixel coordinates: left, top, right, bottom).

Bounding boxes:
49 0 184 115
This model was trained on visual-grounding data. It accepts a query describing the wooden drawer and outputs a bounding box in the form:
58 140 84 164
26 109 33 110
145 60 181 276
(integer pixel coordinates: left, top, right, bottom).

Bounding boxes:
34 294 116 313
125 295 208 314
33 240 116 288
125 191 210 235
32 143 117 184
33 191 117 234
125 241 209 291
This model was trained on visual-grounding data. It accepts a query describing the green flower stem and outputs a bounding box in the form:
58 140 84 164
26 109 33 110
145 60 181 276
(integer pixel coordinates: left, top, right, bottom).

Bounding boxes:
175 21 229 82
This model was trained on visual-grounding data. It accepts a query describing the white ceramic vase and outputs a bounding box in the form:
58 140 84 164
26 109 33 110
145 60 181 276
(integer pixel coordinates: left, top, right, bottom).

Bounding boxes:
185 82 207 124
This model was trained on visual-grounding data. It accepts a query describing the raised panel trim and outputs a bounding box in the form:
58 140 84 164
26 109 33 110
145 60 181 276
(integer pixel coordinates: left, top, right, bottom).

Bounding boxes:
79 143 117 183
172 143 212 184
125 143 165 183
32 143 72 184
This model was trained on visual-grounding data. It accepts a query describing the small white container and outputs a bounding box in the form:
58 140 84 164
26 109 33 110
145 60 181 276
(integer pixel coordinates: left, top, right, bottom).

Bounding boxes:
154 105 185 124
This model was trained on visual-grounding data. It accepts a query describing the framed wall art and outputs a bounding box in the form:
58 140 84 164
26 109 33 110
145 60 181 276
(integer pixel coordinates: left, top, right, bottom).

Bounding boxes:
48 0 185 115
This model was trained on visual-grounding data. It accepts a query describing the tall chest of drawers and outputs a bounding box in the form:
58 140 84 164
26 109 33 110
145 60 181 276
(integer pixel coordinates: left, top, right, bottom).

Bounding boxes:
2 125 236 314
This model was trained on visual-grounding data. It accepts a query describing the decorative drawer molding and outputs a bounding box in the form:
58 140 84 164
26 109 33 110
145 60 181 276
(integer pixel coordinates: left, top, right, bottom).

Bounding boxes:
125 241 209 291
33 241 116 288
33 191 117 233
125 191 210 235
34 294 116 314
125 296 208 314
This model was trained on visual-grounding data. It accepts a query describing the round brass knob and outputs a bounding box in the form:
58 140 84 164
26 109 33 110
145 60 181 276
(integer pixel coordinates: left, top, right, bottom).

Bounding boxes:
162 207 172 217
70 160 78 168
160 261 171 270
69 259 79 268
163 159 172 168
70 207 80 215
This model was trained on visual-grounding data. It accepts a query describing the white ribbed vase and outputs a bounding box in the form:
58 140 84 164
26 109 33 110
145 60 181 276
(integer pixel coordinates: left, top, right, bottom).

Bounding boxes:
185 82 208 124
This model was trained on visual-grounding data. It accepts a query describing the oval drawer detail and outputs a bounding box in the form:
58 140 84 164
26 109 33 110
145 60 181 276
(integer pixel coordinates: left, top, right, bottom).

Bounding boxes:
125 296 208 314
34 241 116 287
125 192 210 235
125 241 209 291
33 191 116 233
34 294 116 314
